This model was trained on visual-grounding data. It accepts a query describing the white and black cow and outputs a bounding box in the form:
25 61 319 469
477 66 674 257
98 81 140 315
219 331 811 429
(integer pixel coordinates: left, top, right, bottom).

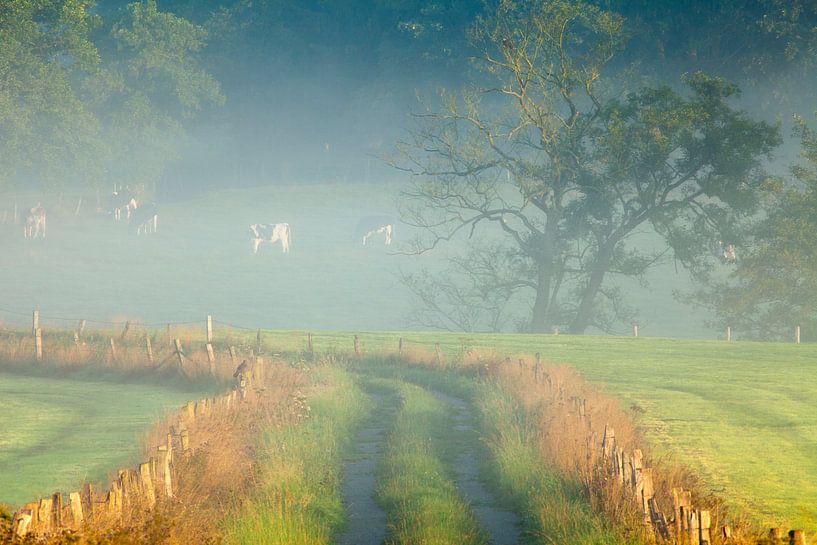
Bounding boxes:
130 202 158 235
250 223 291 254
356 215 394 246
24 204 46 238
107 187 138 220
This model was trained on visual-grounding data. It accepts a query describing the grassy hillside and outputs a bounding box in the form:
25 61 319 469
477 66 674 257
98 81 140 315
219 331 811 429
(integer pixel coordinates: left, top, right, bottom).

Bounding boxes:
250 330 817 531
0 184 713 337
0 372 200 506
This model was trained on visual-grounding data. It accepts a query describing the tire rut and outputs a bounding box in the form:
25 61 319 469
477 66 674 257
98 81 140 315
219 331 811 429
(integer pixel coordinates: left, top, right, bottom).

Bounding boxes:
336 392 391 545
433 390 523 545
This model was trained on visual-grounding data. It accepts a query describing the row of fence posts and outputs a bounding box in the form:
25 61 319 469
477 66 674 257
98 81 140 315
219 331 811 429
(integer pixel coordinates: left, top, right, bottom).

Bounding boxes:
628 322 803 343
524 358 808 545
10 388 242 538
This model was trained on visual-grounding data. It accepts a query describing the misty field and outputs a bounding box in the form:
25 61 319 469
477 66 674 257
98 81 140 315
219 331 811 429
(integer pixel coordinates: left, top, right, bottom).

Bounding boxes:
0 371 200 506
0 183 712 338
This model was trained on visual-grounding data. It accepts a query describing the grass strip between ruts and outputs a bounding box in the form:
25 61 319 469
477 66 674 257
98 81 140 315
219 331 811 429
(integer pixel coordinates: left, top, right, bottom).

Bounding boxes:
222 366 369 545
372 377 489 545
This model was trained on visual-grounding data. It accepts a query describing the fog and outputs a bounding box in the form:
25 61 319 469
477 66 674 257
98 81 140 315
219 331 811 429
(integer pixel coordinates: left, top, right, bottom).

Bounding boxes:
2 0 815 339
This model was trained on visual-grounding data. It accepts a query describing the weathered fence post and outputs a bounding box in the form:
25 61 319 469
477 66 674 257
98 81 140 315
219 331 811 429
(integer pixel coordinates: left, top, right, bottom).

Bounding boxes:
174 338 186 374
633 324 639 337
109 338 118 363
206 315 213 344
795 325 801 344
206 344 215 375
726 326 731 342
34 328 43 361
32 309 39 335
789 529 806 545
120 321 130 341
353 335 361 358
77 319 86 342
145 336 154 365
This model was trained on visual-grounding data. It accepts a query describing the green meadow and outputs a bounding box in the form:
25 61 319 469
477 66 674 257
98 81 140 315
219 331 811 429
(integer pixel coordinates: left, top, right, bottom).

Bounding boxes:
252 330 817 531
0 371 201 506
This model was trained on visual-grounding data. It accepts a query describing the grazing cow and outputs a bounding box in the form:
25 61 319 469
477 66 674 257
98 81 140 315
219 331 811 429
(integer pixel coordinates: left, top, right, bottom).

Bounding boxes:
107 187 138 220
24 204 46 239
250 223 291 254
130 202 158 235
712 240 737 263
356 215 395 246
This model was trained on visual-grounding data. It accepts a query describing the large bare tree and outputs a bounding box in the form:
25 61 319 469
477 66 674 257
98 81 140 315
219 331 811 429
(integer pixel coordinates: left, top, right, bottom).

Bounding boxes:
397 0 780 333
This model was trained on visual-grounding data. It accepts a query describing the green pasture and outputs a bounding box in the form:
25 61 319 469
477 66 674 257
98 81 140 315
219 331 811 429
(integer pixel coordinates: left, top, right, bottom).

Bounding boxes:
253 330 817 531
0 183 712 337
0 371 200 507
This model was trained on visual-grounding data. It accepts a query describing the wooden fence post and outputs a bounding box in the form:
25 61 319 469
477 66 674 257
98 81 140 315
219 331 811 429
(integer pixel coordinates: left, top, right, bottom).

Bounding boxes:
145 336 154 365
174 339 186 375
795 325 801 344
206 344 215 375
633 324 639 337
77 320 86 342
353 335 361 358
434 343 443 366
789 529 806 545
726 326 731 342
34 328 43 361
256 328 262 355
109 338 118 362
32 309 39 335
120 321 131 341
206 315 213 344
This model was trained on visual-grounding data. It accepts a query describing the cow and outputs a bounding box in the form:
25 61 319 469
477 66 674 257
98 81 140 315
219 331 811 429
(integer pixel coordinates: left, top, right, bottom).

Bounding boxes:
24 204 46 239
107 187 138 220
712 240 737 263
356 215 395 246
130 202 158 235
249 223 291 254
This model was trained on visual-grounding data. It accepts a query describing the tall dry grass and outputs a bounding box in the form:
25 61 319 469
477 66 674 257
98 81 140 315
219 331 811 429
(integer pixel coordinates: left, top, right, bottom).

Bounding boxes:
482 356 764 544
0 326 308 545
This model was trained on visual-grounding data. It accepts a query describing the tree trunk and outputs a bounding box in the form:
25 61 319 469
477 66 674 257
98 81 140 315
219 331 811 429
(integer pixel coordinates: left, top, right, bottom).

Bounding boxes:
530 265 552 333
569 242 615 334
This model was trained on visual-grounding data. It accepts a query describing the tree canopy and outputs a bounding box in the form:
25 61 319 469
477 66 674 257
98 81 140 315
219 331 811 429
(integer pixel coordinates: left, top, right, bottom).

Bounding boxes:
398 0 780 333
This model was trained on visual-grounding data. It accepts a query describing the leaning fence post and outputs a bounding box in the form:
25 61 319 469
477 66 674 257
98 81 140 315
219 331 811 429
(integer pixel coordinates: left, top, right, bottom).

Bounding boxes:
206 315 213 344
34 328 43 361
109 338 118 363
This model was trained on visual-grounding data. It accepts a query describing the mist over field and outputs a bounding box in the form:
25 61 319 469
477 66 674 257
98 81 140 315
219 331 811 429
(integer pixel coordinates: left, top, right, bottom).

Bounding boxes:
2 0 816 340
